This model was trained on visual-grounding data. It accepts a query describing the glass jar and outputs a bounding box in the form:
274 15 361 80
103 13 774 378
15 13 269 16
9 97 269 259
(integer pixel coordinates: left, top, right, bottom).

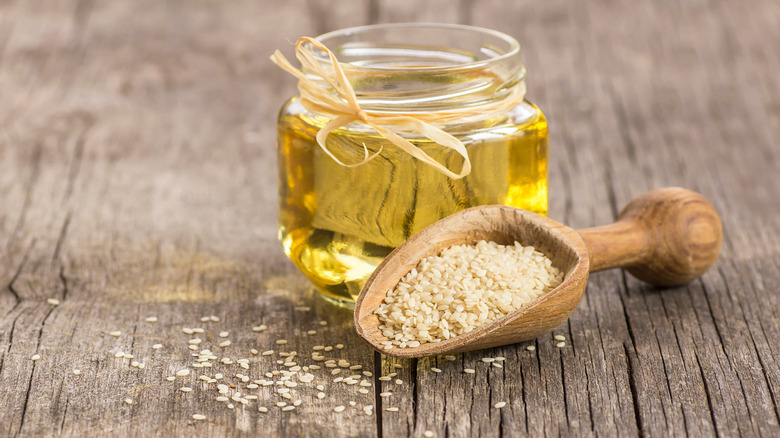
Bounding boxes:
276 23 548 306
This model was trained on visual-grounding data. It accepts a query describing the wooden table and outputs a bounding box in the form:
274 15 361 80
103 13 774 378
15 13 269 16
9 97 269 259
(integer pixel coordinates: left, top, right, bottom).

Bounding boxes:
2 1 779 436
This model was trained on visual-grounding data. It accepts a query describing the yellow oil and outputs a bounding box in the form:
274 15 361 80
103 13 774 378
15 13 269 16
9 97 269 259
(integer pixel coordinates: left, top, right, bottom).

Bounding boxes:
277 98 548 305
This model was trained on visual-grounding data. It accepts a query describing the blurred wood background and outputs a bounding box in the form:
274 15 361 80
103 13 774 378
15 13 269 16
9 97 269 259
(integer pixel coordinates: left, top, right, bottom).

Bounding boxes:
1 0 779 436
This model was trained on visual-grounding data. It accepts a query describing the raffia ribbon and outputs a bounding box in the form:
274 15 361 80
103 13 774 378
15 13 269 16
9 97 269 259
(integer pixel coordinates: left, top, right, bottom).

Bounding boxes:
270 37 526 179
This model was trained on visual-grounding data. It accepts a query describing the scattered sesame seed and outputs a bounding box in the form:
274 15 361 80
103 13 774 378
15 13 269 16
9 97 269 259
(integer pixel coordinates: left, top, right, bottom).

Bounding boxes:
495 356 506 361
526 345 536 351
349 401 356 406
180 387 192 392
262 350 274 356
182 328 194 334
424 431 434 438
282 406 295 412
276 402 287 407
495 401 507 408
227 404 234 409
334 406 345 412
192 328 205 334
378 376 392 381
176 369 190 377
493 363 503 368
258 407 268 413
359 389 369 394
47 298 60 306
445 355 456 361
30 354 41 361
219 340 231 347
216 396 229 402
464 368 476 374
73 369 80 375
210 316 220 322
200 316 210 322
431 367 442 373
152 344 163 350
276 340 288 345
336 344 344 349
109 331 122 337
317 392 325 399
189 338 202 345
307 330 317 335
252 325 268 332
380 392 392 397
114 351 124 358
293 400 302 407
192 414 206 420
394 364 403 369
145 316 158 322
481 357 495 363
131 361 139 367
396 379 403 385
250 349 258 355
386 407 399 412
124 398 133 405
166 376 176 381
219 331 229 338
556 342 566 348
554 335 566 341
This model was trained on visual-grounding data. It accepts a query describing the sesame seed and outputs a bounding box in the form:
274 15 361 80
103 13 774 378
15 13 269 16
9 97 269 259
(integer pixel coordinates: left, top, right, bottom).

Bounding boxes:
131 361 139 367
262 350 274 356
394 364 403 369
252 325 268 332
386 407 399 412
293 400 302 406
378 376 392 381
250 349 258 355
349 401 356 406
359 389 369 394
219 340 231 347
431 367 442 373
227 404 234 409
124 398 133 405
495 356 506 361
445 355 456 361
526 345 536 351
380 392 392 397
481 357 495 363
216 396 229 402
188 338 202 344
556 341 566 348
320 321 328 326
258 407 268 413
307 330 317 335
152 344 163 350
114 351 124 358
316 385 324 391
554 335 566 341
424 431 434 438
495 401 507 408
210 316 220 322
47 298 60 306
192 328 205 334
317 392 325 399
166 376 176 381
145 316 158 322
336 344 344 349
180 387 192 392
30 354 41 361
396 379 403 385
200 316 210 322
73 369 80 375
176 369 190 377
464 368 476 374
182 328 194 334
493 363 503 368
276 402 287 407
276 340 288 345
282 406 295 411
192 414 206 420
334 406 345 412
109 331 122 337
219 331 229 338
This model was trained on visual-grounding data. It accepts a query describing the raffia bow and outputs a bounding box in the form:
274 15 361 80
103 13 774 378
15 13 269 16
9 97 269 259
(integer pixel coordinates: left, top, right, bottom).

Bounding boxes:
270 37 526 179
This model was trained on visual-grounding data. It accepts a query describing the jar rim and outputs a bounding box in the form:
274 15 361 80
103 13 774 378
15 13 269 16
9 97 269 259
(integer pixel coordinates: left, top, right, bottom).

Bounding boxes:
311 23 521 73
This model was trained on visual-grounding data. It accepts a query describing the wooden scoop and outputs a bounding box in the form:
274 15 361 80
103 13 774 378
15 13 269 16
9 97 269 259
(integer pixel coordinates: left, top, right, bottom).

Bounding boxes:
354 187 723 358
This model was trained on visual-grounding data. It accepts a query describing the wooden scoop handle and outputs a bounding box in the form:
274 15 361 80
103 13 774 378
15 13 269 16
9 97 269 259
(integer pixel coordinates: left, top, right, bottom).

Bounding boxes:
577 187 723 286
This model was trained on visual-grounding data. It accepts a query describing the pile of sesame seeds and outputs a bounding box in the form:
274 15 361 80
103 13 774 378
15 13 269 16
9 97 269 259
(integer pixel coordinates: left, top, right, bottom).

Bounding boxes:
375 240 563 349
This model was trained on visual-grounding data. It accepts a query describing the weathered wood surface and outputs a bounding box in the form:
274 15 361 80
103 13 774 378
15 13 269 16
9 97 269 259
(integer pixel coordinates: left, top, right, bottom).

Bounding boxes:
1 0 779 436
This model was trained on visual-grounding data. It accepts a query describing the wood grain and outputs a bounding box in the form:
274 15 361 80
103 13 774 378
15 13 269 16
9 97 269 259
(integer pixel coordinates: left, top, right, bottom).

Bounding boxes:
1 0 779 436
